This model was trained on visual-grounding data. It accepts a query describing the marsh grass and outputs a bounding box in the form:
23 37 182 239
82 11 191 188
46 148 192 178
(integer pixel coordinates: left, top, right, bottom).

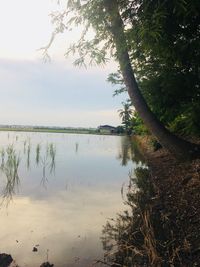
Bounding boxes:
40 155 49 188
23 140 27 154
0 148 5 168
0 145 20 205
49 143 56 174
100 167 162 267
0 139 57 203
75 142 79 154
36 143 41 165
38 143 56 187
27 142 31 170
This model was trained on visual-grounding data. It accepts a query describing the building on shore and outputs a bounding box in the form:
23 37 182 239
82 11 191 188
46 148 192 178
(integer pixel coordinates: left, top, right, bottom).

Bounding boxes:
97 125 117 134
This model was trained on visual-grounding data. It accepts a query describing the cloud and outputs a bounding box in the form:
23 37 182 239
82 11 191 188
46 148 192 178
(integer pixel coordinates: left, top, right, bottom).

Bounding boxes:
0 59 126 127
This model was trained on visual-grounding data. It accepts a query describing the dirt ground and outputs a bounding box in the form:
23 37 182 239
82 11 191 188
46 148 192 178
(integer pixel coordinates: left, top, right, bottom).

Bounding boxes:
135 136 200 266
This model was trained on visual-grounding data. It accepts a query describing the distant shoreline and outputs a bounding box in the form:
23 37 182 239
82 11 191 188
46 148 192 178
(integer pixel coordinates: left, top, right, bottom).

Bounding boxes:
0 127 121 136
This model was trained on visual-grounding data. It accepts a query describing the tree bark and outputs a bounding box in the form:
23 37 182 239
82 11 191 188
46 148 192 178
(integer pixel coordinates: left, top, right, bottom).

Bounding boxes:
104 0 200 160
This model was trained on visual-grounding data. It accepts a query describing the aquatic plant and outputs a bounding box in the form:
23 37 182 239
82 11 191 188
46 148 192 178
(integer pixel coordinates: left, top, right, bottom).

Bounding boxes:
27 142 31 170
0 148 5 168
39 143 56 187
0 139 57 203
0 145 21 205
75 142 79 154
36 143 41 165
49 143 56 174
40 155 48 188
23 140 27 154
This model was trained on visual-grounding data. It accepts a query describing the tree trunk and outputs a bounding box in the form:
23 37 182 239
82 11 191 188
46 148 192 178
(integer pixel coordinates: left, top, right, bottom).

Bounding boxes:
104 0 200 160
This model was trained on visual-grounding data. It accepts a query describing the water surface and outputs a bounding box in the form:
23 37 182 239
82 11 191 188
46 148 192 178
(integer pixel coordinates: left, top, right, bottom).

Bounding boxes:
0 131 143 267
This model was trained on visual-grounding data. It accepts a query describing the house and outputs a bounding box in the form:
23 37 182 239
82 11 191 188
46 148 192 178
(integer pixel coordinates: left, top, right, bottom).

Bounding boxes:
98 125 117 134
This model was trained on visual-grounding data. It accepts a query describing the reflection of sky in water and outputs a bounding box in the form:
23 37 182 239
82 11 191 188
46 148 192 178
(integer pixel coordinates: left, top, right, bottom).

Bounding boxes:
0 131 141 267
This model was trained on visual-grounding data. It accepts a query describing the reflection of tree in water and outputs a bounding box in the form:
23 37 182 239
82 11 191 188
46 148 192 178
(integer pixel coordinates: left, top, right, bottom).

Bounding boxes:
101 167 192 267
118 136 145 166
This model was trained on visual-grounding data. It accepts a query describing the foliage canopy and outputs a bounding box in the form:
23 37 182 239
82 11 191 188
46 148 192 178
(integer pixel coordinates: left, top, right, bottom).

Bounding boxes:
49 0 200 136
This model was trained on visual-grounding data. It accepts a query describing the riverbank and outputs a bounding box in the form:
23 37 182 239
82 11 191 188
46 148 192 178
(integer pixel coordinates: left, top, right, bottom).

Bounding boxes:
135 135 200 266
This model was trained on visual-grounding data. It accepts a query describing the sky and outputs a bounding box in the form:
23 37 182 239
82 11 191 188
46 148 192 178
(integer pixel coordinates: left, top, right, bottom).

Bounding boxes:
0 0 127 128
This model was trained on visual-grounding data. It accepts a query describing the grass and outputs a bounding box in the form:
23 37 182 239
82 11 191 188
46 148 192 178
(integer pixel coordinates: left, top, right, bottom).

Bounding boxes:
0 145 21 205
0 139 58 203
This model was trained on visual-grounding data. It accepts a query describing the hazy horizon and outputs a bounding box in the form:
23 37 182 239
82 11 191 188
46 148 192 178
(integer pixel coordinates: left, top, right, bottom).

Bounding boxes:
0 123 117 128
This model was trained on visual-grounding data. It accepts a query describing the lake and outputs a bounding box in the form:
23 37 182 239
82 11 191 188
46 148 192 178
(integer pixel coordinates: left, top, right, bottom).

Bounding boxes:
0 131 144 267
